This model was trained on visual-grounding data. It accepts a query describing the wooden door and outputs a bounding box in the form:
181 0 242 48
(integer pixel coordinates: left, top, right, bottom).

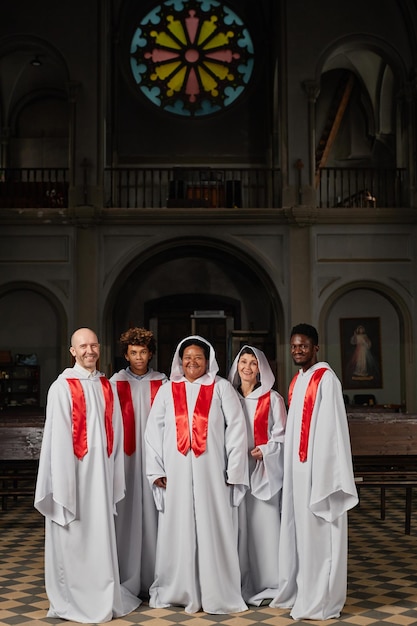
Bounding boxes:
153 315 231 377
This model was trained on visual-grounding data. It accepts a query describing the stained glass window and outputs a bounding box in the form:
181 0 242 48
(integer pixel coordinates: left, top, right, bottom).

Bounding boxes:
129 0 254 117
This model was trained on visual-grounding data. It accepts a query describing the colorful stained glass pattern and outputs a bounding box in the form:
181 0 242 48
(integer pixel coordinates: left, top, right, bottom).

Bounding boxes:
130 0 254 117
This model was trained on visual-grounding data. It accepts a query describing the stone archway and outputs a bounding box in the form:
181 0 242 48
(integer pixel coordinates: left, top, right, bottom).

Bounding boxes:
103 237 285 390
319 281 413 411
0 281 67 405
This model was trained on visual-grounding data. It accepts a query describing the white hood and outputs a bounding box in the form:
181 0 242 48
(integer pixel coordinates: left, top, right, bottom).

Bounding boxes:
228 344 275 398
170 335 219 384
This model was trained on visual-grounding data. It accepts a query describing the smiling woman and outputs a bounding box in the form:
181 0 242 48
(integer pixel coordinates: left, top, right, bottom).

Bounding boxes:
144 334 249 614
179 338 209 381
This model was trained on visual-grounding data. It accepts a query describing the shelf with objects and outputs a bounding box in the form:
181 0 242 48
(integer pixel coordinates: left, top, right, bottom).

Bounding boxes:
0 352 40 410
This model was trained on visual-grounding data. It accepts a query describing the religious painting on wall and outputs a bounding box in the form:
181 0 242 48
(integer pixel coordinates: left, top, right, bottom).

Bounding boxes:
340 317 383 389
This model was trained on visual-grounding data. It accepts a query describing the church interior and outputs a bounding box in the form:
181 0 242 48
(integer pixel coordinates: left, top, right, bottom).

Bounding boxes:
0 0 416 409
0 0 417 623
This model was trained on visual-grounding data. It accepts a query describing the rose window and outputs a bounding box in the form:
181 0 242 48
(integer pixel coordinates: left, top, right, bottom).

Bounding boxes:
129 0 255 117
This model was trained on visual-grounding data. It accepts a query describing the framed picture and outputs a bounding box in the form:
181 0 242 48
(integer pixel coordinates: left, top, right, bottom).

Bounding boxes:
340 317 382 389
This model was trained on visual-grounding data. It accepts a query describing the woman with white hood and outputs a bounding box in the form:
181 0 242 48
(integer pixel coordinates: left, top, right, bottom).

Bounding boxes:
144 335 249 615
228 345 287 606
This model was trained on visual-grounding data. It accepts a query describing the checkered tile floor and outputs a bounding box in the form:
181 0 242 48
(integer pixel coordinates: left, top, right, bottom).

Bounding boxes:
0 488 416 626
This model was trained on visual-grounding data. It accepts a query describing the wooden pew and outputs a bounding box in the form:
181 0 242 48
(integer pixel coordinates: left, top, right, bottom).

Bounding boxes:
0 410 44 509
348 413 417 534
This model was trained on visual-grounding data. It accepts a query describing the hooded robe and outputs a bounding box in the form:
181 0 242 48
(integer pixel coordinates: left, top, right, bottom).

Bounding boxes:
144 335 249 614
270 362 358 620
34 364 140 623
228 345 287 605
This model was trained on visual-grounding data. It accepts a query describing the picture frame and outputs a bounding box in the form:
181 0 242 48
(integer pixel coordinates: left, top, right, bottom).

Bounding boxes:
340 317 382 389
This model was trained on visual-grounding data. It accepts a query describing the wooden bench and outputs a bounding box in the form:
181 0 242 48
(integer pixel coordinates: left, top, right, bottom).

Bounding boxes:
348 414 417 534
0 410 44 509
0 462 39 509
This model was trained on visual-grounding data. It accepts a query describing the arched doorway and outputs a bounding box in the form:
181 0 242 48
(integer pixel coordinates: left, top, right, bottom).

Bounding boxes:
106 238 284 384
0 282 67 406
144 293 241 377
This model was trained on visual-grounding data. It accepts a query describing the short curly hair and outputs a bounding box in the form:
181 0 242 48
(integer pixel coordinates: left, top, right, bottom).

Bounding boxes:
290 323 319 346
119 327 156 355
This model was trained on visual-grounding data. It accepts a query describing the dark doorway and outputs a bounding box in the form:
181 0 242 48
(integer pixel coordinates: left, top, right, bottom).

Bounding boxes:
145 293 241 376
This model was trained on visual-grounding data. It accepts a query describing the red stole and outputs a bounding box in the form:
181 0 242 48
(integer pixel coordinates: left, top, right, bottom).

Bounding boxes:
67 377 114 459
116 381 135 455
172 381 215 457
150 379 163 405
288 367 328 462
116 378 163 455
253 392 271 446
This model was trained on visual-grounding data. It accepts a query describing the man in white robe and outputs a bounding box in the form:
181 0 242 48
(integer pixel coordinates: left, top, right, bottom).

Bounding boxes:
34 328 140 623
110 327 167 598
271 323 358 620
145 335 249 614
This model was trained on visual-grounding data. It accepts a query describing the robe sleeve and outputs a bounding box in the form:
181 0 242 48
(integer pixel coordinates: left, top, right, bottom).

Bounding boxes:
309 372 358 522
251 391 287 501
144 386 168 512
220 379 249 506
34 379 77 526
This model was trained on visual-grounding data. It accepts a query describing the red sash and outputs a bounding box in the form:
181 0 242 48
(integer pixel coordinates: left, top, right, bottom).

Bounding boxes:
116 381 136 455
253 392 271 446
150 379 163 405
288 367 328 462
116 378 163 456
100 378 114 457
67 377 114 459
172 381 215 457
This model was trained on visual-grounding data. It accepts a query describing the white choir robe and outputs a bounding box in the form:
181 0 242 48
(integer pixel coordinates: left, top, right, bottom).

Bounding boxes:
145 369 249 614
110 367 167 597
228 346 287 606
34 366 140 624
270 362 358 620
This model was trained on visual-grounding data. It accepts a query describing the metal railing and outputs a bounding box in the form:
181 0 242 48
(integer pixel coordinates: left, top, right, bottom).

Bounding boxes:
104 166 282 209
0 168 69 208
0 166 409 210
316 167 407 208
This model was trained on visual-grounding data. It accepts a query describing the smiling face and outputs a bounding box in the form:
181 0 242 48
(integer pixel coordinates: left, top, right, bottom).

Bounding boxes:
70 328 100 372
181 344 208 382
290 333 319 371
237 352 259 387
125 344 152 376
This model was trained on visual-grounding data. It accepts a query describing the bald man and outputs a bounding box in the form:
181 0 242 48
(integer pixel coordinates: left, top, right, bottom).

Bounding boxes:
35 328 140 623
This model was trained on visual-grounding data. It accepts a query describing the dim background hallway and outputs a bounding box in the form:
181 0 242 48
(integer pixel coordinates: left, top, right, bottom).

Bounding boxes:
0 488 416 626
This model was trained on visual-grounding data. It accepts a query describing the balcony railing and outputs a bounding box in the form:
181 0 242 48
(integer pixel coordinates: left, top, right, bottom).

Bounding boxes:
104 166 282 209
316 167 407 208
0 168 69 208
0 166 409 210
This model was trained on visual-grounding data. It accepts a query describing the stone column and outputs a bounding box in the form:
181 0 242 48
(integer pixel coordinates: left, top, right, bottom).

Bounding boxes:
402 77 417 208
0 127 10 171
303 80 320 191
66 81 80 204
